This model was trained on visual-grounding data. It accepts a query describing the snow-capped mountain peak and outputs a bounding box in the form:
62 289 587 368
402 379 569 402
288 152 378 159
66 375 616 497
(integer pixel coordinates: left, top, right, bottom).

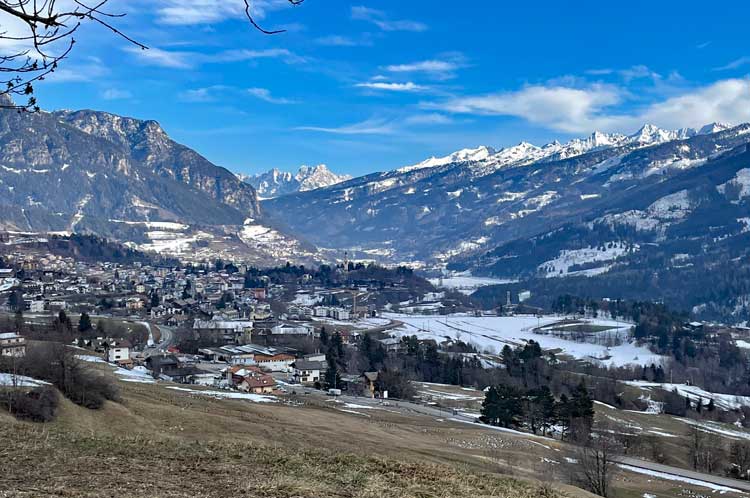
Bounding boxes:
295 164 352 192
698 122 732 135
395 122 743 181
242 164 352 199
400 146 498 173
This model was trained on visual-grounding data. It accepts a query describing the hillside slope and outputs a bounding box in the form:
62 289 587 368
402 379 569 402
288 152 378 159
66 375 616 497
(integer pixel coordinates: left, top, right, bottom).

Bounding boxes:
0 380 587 498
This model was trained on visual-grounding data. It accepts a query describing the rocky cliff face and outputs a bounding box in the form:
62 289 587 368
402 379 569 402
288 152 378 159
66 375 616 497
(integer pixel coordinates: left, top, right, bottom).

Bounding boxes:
54 110 260 216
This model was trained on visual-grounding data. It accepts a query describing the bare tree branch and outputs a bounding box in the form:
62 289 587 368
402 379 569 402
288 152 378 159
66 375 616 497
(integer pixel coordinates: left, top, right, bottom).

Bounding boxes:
0 0 306 111
243 0 305 35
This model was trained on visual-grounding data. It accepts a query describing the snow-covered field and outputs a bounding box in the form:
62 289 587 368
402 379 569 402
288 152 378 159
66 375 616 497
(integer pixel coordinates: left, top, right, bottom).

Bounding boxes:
385 313 662 367
538 242 636 278
75 354 106 363
0 373 50 387
167 386 276 403
624 381 750 411
428 272 517 295
115 366 155 384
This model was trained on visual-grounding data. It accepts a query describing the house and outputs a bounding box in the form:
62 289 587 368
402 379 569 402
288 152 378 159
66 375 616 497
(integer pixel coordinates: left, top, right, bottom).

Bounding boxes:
159 365 212 384
271 323 315 337
361 371 379 398
107 341 131 363
146 353 180 376
25 299 45 313
378 337 402 353
232 365 276 394
293 360 327 386
253 353 295 372
126 297 145 311
250 288 267 300
239 374 275 394
193 319 253 344
0 333 26 357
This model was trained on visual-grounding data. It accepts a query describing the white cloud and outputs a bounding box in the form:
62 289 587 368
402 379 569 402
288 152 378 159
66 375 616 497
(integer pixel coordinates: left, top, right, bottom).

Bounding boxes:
178 87 222 103
154 0 292 25
351 6 427 32
628 78 750 130
296 117 395 135
215 48 306 65
124 46 194 69
315 35 363 47
585 65 660 82
713 56 750 71
355 81 427 92
404 113 454 125
384 57 465 80
102 88 133 100
124 46 305 70
428 84 621 133
247 87 295 104
427 78 750 134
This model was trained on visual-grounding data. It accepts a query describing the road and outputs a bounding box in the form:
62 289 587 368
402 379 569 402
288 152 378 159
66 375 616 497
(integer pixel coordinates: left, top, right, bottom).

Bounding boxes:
143 324 175 357
617 456 750 492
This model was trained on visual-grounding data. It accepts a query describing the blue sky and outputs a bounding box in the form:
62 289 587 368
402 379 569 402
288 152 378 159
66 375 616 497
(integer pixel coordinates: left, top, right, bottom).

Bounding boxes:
30 0 750 177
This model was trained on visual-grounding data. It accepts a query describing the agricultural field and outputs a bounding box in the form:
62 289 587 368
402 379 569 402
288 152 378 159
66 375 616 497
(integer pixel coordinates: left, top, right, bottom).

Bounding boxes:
385 314 662 367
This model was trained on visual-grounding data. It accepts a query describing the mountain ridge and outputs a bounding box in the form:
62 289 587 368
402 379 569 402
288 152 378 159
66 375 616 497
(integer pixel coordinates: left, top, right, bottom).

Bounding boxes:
241 164 352 198
262 122 750 320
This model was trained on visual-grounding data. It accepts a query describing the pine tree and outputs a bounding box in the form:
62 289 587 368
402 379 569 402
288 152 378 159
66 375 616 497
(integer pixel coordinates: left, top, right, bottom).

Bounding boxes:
319 327 329 346
481 385 524 428
78 312 92 333
323 351 342 390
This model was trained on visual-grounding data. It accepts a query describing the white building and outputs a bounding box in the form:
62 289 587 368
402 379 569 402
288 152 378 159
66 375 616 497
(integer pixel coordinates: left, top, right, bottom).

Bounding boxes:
271 323 315 337
108 342 131 363
293 360 326 385
331 308 351 321
0 333 26 357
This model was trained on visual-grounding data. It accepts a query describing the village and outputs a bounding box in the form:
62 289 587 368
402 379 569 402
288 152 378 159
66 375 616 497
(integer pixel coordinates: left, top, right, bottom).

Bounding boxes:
9 243 750 497
0 245 480 402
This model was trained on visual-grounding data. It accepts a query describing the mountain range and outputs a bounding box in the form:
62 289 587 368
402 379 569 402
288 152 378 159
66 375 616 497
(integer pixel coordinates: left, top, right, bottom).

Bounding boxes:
264 122 750 322
3 99 750 321
240 164 351 199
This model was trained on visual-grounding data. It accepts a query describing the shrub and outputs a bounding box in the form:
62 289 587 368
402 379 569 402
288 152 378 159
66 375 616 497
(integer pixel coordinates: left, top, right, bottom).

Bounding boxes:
1 386 59 422
14 343 119 409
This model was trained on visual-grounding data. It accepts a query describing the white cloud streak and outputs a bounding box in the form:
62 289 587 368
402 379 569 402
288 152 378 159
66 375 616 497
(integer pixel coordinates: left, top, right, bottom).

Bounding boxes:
355 81 427 92
296 117 396 135
713 56 750 71
247 87 296 104
124 46 306 69
351 6 427 32
154 0 291 25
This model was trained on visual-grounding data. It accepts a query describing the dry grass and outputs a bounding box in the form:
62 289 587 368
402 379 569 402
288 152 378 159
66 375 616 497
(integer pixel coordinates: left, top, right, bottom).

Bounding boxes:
2 414 566 498
0 381 593 498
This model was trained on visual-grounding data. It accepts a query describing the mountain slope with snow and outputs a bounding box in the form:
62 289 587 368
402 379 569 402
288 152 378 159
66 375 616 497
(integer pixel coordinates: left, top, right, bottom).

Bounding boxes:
265 122 750 320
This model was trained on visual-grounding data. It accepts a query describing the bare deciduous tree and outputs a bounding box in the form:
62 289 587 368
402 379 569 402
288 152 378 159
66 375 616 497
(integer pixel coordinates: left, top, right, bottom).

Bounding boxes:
689 426 725 474
567 421 622 498
0 0 305 110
